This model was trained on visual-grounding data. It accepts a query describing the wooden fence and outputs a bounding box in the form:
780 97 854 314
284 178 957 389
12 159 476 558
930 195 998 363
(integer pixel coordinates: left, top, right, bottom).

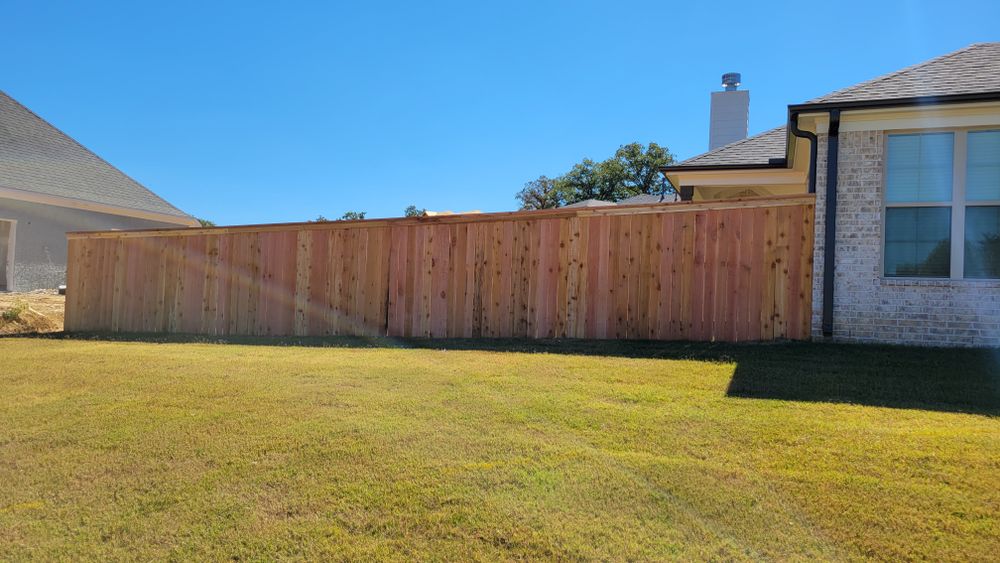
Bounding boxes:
65 194 815 341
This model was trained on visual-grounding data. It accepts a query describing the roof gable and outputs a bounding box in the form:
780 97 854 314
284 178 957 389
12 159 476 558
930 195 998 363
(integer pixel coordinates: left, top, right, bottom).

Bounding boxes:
0 91 193 221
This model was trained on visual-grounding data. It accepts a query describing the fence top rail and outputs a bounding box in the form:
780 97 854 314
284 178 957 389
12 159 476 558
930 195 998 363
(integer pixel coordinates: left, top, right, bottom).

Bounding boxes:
67 193 815 240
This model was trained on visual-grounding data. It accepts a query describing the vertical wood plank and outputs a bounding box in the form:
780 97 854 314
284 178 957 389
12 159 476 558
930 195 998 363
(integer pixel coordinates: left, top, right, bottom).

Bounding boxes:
747 209 766 341
736 209 754 341
655 214 673 340
690 212 707 340
773 206 791 339
214 234 230 335
800 205 816 340
463 223 478 338
555 218 570 338
760 209 778 340
704 210 720 341
294 230 311 336
510 221 527 338
611 215 628 339
564 217 582 338
785 206 804 340
678 212 695 340
643 214 659 340
573 216 589 339
431 224 450 338
500 221 514 337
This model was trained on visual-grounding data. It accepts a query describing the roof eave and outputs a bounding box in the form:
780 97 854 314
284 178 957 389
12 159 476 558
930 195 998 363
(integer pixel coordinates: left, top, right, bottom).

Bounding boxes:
660 162 787 173
0 185 199 227
662 91 1000 177
789 90 1000 113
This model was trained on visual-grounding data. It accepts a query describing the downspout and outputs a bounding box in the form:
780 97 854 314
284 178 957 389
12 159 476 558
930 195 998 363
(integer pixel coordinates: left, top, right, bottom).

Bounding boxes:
821 109 841 338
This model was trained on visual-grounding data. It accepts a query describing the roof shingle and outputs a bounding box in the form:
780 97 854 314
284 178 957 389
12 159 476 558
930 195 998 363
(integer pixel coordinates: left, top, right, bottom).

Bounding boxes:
0 90 193 220
671 126 787 169
808 42 1000 104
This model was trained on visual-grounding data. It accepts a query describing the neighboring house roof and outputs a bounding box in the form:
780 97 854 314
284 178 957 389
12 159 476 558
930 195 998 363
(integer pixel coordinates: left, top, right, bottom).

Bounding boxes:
665 43 1000 172
618 193 679 205
563 198 617 208
0 90 195 224
562 194 679 209
807 42 1000 105
422 209 482 216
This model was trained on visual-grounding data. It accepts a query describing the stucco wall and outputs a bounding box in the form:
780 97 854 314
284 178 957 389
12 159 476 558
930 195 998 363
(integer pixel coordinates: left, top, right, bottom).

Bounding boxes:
0 197 186 291
811 130 1000 347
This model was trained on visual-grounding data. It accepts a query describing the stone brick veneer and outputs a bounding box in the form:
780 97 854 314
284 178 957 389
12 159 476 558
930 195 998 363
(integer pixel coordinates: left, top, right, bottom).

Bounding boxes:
811 130 1000 347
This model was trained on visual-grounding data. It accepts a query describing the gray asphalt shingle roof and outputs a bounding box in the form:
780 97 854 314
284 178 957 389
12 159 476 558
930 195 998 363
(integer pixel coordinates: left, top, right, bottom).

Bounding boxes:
809 42 1000 104
563 198 617 208
669 43 1000 171
0 90 192 219
562 193 680 208
672 126 787 168
617 193 680 205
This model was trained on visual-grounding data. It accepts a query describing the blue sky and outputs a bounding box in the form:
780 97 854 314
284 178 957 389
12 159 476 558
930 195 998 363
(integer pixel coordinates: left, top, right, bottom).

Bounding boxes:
3 1 998 225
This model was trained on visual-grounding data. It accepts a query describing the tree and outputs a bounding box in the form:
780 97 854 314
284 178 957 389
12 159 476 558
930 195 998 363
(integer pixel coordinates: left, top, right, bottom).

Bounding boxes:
196 218 216 227
558 159 600 202
404 205 425 217
516 176 569 210
611 142 676 198
558 158 629 204
340 210 366 221
517 142 677 207
311 215 330 222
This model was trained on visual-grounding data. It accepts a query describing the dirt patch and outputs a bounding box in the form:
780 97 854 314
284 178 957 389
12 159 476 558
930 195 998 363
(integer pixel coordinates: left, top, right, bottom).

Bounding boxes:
0 291 65 334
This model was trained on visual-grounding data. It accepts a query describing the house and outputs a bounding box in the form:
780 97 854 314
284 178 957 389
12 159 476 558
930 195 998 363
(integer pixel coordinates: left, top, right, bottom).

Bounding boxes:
0 91 197 291
562 198 618 208
562 193 680 208
422 209 483 216
663 43 1000 347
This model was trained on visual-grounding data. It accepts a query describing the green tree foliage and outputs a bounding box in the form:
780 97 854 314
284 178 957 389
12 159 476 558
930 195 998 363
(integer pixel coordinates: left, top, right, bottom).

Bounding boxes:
340 211 367 221
196 218 216 227
612 142 675 198
404 205 426 217
515 176 568 210
516 143 676 210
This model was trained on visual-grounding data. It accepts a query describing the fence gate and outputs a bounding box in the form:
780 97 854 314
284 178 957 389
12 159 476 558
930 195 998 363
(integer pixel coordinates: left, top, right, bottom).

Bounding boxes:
65 195 815 342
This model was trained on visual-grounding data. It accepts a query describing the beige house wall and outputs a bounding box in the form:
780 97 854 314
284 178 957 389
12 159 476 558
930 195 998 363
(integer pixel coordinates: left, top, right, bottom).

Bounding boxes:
811 130 1000 347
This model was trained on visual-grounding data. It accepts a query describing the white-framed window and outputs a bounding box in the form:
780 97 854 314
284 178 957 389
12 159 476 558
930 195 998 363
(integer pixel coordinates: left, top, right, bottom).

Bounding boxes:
883 128 1000 279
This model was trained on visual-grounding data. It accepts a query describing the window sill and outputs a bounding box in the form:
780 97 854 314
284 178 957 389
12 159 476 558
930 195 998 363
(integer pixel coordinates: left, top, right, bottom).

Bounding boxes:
880 277 1000 288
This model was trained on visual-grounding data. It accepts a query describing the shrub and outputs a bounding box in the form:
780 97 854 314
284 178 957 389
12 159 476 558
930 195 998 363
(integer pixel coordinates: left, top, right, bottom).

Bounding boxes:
0 301 28 323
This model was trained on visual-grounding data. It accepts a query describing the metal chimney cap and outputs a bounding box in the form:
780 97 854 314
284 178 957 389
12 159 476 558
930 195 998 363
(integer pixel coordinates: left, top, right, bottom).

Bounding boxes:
721 72 741 91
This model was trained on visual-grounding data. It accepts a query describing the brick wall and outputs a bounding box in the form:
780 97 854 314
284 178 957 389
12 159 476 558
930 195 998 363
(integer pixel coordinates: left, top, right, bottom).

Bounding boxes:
811 130 1000 347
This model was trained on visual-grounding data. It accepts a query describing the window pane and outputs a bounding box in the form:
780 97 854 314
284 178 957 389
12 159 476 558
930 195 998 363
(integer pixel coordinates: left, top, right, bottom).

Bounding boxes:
884 207 951 277
886 133 954 202
964 206 1000 279
967 130 1000 201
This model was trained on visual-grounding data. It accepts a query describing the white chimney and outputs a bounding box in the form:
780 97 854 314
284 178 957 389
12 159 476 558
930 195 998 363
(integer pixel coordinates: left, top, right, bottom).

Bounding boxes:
708 72 749 150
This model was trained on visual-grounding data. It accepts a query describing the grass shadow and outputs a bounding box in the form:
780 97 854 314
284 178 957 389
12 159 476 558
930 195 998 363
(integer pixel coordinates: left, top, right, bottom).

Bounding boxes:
13 331 1000 416
724 342 999 417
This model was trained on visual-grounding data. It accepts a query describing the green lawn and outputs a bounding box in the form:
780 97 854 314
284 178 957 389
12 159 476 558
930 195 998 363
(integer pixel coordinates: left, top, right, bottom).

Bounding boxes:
0 337 997 560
